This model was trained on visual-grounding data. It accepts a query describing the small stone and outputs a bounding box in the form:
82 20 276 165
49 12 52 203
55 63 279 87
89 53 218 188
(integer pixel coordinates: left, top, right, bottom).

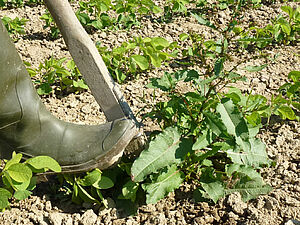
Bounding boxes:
125 218 137 225
49 212 65 225
264 199 274 210
72 213 81 225
80 209 97 225
63 215 73 225
99 32 107 38
142 204 156 213
45 201 52 211
70 100 78 108
81 104 92 113
228 211 239 220
227 193 247 214
98 208 111 217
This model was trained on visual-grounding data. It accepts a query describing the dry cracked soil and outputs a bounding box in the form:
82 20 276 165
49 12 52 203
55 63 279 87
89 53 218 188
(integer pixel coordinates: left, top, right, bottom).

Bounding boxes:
0 0 299 224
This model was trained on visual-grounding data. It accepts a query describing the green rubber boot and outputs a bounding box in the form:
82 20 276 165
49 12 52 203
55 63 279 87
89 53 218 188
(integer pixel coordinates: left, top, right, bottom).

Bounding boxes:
0 20 137 173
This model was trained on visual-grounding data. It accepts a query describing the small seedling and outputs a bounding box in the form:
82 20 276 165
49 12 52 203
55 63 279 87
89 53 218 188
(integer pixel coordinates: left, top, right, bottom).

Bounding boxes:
1 16 27 40
60 169 115 207
97 36 179 83
40 11 60 39
26 57 88 95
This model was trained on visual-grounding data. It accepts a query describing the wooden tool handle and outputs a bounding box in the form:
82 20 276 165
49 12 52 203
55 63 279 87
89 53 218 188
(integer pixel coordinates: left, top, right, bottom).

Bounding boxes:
43 0 135 122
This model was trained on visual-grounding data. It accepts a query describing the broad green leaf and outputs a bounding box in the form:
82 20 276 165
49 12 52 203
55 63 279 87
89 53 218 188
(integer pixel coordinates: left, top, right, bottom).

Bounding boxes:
149 53 162 68
273 95 288 104
286 83 300 97
246 95 268 112
192 128 214 150
280 24 291 35
202 159 213 167
131 55 149 70
200 181 225 203
79 169 101 186
281 6 293 18
185 92 206 103
248 126 260 138
2 174 13 189
152 5 162 13
192 13 216 29
151 37 170 49
225 177 272 202
225 92 241 105
243 64 267 72
147 72 174 91
0 188 12 209
288 71 300 82
13 190 32 200
142 165 183 204
37 83 52 95
198 167 225 203
7 163 32 183
175 69 199 82
26 156 61 173
11 178 30 191
292 102 300 111
113 46 126 55
115 69 127 83
213 142 232 151
216 99 250 145
131 127 192 182
179 33 189 41
214 57 225 76
276 105 296 120
27 177 37 191
228 72 247 82
73 79 88 89
4 152 22 171
226 164 262 180
227 138 272 168
93 176 114 189
204 112 227 137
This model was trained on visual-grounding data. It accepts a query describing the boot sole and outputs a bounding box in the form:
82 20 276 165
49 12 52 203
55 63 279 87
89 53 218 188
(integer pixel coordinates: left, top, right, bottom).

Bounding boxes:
43 121 138 174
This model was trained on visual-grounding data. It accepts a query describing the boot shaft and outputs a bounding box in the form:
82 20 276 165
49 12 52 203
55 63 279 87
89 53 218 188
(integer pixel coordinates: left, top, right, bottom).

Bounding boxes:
0 19 49 145
0 20 23 129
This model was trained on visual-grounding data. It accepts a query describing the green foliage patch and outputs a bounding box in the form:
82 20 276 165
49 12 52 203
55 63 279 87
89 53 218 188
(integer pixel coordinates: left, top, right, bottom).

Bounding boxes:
0 0 42 8
40 0 162 38
60 169 115 207
236 6 300 48
0 152 61 211
97 36 178 83
1 16 27 40
25 57 88 95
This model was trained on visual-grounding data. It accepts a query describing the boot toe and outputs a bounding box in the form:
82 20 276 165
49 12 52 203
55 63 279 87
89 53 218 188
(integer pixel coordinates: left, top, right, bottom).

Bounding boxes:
103 118 135 152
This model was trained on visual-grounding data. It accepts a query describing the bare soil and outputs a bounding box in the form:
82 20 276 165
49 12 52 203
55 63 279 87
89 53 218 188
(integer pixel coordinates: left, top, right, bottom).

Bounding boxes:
0 1 299 225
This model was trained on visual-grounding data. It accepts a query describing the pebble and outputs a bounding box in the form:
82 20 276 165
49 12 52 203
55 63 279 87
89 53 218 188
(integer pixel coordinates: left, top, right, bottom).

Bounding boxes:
80 209 98 225
48 212 65 225
45 201 52 211
227 193 247 214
